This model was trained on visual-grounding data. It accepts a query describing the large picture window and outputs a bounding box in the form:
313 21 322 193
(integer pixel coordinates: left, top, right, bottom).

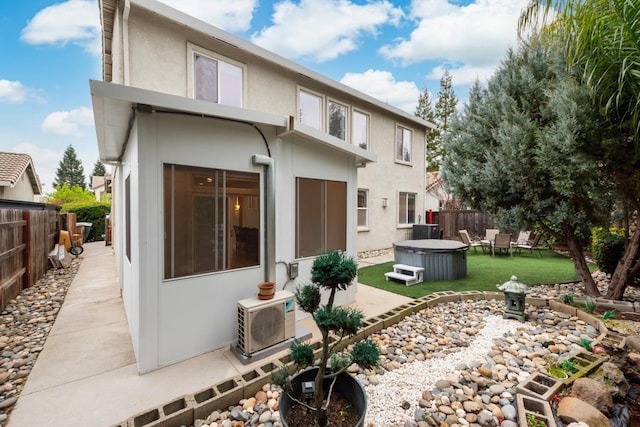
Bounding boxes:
299 89 323 130
357 189 368 228
398 192 416 225
296 178 346 258
395 125 412 163
190 44 244 108
352 110 369 150
164 164 260 279
328 100 348 141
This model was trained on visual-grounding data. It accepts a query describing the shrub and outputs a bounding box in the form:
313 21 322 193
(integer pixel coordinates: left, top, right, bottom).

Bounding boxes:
62 201 111 241
591 227 625 275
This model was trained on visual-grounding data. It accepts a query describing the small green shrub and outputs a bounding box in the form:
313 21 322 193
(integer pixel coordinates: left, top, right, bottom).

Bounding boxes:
579 337 593 352
562 294 574 305
583 299 596 313
602 310 616 320
62 201 111 241
591 227 625 275
561 359 577 374
526 413 547 427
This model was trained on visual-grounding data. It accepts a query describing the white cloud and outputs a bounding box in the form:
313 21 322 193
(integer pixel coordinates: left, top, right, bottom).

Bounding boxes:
427 63 497 87
21 0 101 56
158 0 258 32
380 0 529 68
340 69 420 114
251 0 403 62
42 107 94 137
0 80 27 104
11 142 63 191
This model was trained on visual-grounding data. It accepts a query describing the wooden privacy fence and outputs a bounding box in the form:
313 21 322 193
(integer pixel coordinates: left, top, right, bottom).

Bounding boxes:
438 209 495 240
0 209 62 311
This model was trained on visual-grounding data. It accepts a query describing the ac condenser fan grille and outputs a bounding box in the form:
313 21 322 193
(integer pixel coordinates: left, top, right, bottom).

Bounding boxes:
250 306 284 347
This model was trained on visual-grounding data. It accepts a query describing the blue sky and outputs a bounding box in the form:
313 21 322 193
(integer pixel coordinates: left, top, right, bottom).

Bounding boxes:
0 0 530 193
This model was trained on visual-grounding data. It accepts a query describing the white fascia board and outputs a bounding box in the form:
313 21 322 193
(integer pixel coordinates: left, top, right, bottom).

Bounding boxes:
280 120 377 165
131 0 435 132
90 80 288 163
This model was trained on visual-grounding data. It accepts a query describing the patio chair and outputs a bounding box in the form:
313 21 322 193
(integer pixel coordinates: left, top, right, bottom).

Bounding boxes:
459 229 483 253
492 233 513 256
514 233 543 256
513 231 531 245
481 228 499 252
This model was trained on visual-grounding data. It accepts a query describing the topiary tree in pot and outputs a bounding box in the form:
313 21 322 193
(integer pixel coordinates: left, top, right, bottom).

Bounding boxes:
274 250 380 427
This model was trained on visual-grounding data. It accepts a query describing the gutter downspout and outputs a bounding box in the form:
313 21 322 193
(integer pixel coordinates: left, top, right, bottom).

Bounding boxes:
252 154 275 283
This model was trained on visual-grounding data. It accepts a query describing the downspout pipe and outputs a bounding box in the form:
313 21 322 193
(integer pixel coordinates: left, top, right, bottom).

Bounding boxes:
252 154 275 283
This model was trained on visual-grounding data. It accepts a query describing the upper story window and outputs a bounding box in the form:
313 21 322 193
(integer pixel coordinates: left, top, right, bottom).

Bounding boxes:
352 110 369 150
299 89 323 130
395 125 412 164
328 100 348 141
189 43 244 108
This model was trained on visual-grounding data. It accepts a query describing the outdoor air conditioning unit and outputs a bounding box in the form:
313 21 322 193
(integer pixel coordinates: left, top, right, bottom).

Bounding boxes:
237 290 296 355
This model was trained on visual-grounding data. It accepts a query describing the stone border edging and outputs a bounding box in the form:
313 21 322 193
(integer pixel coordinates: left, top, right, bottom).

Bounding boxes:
112 291 632 427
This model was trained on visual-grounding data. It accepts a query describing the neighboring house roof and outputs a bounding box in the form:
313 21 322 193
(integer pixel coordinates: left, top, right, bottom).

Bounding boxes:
99 0 436 133
0 152 42 195
426 171 442 192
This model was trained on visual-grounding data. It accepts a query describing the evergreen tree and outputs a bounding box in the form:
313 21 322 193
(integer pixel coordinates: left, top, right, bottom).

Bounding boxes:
520 0 640 300
53 145 85 189
89 160 106 187
415 88 439 171
441 41 609 297
416 70 459 171
434 69 458 133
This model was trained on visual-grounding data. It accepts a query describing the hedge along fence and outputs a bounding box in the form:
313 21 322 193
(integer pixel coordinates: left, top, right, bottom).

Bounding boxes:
0 209 62 311
62 201 111 242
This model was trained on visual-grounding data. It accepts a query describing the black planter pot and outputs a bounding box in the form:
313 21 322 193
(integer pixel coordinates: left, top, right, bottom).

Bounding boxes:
279 366 367 427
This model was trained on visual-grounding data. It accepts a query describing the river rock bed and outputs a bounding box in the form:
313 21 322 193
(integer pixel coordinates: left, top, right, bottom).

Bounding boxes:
192 298 634 427
0 258 80 425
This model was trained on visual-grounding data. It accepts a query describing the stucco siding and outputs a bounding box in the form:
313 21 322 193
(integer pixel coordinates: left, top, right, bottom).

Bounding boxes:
2 172 36 201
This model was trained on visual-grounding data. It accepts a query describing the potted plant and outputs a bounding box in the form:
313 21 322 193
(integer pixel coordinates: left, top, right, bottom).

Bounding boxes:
274 251 380 427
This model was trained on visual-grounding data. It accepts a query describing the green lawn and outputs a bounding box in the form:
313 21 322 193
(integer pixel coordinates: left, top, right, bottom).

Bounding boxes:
357 249 596 298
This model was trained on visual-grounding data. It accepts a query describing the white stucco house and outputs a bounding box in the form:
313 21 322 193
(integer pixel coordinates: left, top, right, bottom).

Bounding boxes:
0 152 42 202
91 0 432 373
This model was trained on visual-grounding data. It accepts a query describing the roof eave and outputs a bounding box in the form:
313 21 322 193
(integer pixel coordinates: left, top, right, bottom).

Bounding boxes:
90 80 289 163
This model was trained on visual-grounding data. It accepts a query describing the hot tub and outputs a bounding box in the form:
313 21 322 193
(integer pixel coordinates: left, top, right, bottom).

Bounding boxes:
393 239 468 281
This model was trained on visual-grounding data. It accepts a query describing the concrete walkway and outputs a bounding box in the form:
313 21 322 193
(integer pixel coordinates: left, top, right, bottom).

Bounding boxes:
8 243 407 427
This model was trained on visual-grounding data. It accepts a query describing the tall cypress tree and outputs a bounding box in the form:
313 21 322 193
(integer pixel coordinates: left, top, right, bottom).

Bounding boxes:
415 88 439 171
434 69 458 134
53 145 86 189
416 70 459 171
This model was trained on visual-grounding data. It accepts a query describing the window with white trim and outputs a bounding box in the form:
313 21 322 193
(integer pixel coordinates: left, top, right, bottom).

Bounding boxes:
357 189 368 228
298 89 323 130
328 100 348 141
189 44 244 108
395 125 412 163
398 192 416 225
352 110 369 150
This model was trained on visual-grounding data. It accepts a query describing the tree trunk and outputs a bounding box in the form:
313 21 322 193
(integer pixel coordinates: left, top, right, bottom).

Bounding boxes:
315 330 329 427
606 223 640 300
563 224 600 297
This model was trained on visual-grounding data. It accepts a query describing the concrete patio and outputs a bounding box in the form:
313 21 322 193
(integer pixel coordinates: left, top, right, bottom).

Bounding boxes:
7 242 408 427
